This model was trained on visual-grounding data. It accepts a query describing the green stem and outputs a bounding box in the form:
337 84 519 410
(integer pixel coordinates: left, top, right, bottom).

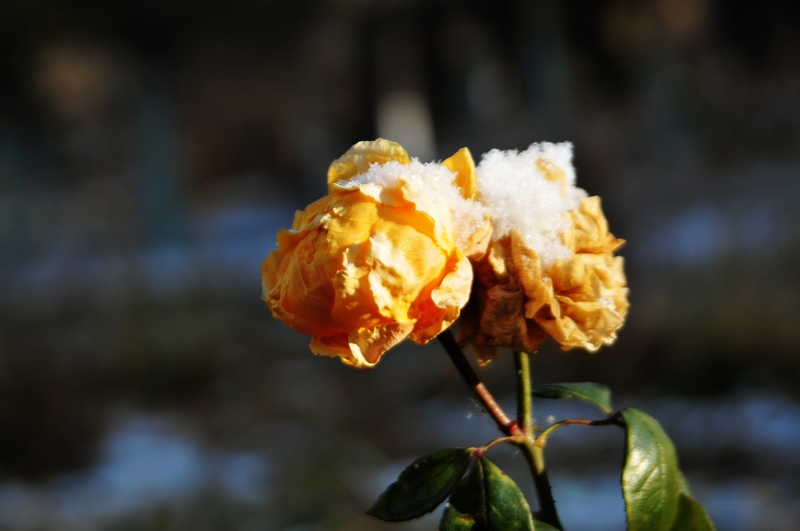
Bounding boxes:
514 351 534 435
518 438 562 528
514 351 563 530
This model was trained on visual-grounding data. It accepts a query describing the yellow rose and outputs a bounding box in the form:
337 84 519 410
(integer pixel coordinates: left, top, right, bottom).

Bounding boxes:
262 140 484 368
457 145 629 363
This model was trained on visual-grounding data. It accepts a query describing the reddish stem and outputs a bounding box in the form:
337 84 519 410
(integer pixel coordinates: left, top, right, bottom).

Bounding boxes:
438 331 517 436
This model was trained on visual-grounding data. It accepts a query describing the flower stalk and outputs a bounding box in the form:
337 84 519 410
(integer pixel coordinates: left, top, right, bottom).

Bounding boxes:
514 351 534 435
515 351 563 530
438 331 518 436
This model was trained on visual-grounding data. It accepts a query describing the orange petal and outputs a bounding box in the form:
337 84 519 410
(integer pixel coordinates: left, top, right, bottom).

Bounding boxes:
347 321 415 368
443 147 478 200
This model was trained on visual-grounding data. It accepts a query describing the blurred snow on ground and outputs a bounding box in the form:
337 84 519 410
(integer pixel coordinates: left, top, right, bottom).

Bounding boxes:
0 414 271 530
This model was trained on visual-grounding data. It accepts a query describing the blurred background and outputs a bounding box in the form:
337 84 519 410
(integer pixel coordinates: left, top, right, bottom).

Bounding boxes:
1 0 799 529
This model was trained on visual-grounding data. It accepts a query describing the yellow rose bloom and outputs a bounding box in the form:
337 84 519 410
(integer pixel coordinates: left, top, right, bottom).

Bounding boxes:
457 144 629 363
262 140 487 368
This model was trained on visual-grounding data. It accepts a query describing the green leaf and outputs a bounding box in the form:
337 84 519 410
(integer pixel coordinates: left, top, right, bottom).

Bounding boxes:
368 448 474 521
440 456 534 531
673 474 715 530
532 382 613 414
621 409 681 531
670 493 715 531
677 471 692 495
532 518 561 531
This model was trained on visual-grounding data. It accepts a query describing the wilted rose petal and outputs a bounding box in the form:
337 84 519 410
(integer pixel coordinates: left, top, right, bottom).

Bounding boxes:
326 139 410 190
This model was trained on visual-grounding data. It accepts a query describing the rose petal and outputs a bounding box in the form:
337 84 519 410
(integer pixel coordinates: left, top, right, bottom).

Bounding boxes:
327 138 410 190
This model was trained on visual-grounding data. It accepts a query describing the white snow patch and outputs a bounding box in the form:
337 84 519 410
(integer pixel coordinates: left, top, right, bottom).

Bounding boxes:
476 142 586 267
339 159 487 251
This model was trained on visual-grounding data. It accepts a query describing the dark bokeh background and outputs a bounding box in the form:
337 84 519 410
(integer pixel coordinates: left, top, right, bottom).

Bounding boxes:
1 1 800 530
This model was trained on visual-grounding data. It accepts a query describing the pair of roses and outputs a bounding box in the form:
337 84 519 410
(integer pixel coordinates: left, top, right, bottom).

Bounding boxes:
261 139 628 368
